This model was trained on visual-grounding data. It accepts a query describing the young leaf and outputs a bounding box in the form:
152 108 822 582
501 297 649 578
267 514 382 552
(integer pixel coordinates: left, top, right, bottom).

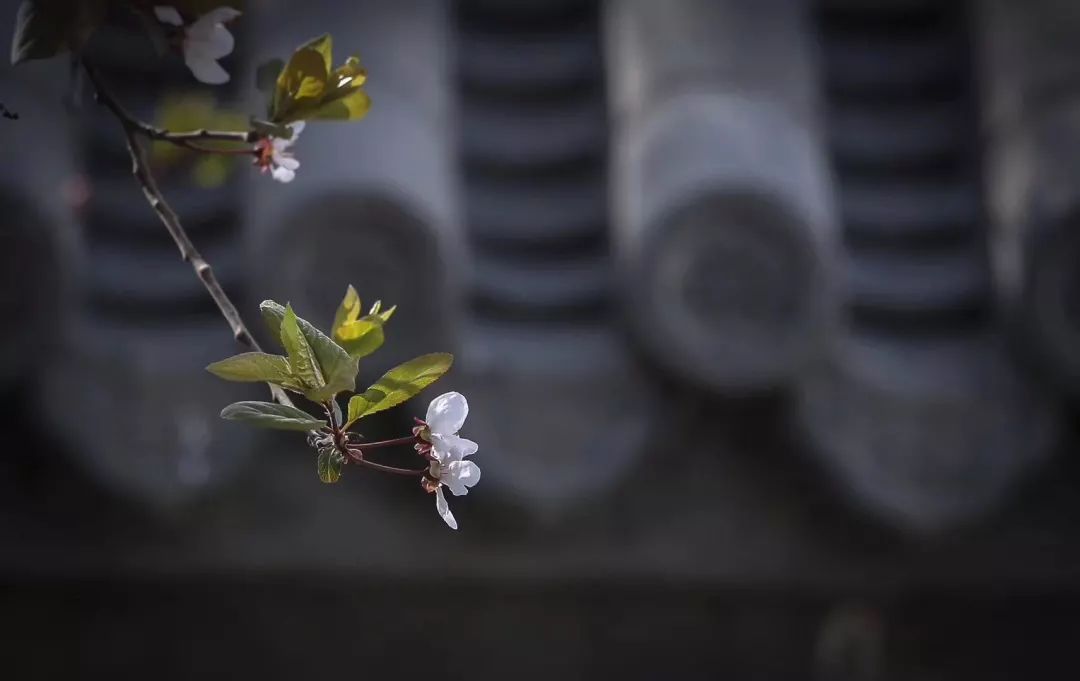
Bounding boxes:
317 446 345 483
281 304 325 389
220 401 327 431
334 318 385 360
268 34 371 124
307 56 370 122
206 352 296 385
346 353 453 424
270 34 333 123
261 300 358 400
331 288 395 360
331 285 362 337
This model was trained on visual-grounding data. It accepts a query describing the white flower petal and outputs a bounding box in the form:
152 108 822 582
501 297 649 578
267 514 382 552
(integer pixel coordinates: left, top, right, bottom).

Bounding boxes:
274 153 300 171
289 121 306 137
444 460 480 497
154 6 184 26
271 165 296 183
184 52 230 84
435 487 457 530
426 392 468 436
187 24 235 60
199 6 242 26
431 434 477 463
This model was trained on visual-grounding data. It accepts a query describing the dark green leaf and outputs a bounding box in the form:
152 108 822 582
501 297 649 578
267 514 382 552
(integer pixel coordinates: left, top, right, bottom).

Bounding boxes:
220 401 326 431
346 353 453 425
261 300 358 401
317 446 345 483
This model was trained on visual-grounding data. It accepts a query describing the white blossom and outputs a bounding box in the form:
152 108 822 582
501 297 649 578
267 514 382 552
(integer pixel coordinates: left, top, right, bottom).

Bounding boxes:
424 392 480 530
256 122 305 183
154 6 241 85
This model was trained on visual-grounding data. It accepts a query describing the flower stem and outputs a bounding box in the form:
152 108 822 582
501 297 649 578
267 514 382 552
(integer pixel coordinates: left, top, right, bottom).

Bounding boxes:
344 447 427 476
354 435 418 450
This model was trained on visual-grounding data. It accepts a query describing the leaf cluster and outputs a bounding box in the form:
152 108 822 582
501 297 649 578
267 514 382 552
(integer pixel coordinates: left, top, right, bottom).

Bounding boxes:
208 287 452 482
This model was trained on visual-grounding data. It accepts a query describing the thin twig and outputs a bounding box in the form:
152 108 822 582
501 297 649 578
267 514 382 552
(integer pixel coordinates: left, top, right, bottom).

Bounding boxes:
82 61 293 408
345 447 427 476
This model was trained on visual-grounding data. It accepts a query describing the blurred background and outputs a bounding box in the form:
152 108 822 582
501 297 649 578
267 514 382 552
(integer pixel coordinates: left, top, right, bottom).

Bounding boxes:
2 0 1080 678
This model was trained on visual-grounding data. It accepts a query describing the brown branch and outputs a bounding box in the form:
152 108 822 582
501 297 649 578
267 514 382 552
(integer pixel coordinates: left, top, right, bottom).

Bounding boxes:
82 61 293 408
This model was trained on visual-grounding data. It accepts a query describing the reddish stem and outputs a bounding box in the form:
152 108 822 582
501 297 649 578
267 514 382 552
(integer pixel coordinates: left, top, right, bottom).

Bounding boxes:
344 446 427 476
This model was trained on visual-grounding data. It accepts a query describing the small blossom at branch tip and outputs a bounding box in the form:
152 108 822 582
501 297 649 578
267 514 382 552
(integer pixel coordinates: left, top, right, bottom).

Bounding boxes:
154 6 242 85
417 392 480 530
254 122 305 183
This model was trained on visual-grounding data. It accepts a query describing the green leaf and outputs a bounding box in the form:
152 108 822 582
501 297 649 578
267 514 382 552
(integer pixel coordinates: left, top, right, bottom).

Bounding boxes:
255 58 284 93
331 285 362 337
270 34 333 123
268 34 371 124
335 319 384 360
331 288 395 360
220 401 327 431
346 353 453 425
309 56 370 121
206 352 299 387
262 300 358 401
260 299 287 345
309 87 371 122
317 446 345 483
281 304 324 390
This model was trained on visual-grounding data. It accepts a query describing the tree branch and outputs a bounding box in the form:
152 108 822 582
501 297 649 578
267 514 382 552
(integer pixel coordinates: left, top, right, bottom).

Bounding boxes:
82 61 294 408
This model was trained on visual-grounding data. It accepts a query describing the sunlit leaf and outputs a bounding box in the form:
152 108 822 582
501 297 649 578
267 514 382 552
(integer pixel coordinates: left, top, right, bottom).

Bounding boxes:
206 352 299 387
346 353 453 425
331 285 362 337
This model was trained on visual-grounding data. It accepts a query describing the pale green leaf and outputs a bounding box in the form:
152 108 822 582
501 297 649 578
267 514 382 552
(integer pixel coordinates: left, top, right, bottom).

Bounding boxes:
220 401 326 431
346 353 453 425
206 352 296 386
331 284 362 338
334 318 384 360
